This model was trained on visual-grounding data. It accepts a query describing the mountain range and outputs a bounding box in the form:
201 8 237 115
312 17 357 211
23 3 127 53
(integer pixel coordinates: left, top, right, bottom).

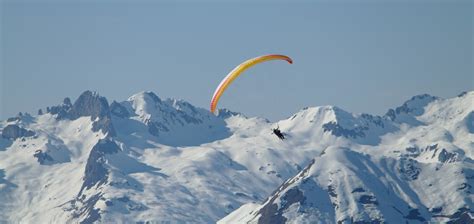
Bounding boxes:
0 90 472 223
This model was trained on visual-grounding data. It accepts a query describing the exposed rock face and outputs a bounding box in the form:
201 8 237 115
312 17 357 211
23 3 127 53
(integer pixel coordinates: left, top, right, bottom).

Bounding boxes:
322 121 366 138
398 157 421 181
403 144 462 164
404 208 426 222
33 150 54 165
47 97 73 120
70 139 121 224
6 117 20 122
385 94 439 123
257 187 306 224
147 121 169 136
318 108 393 146
91 116 115 136
125 91 231 146
110 101 130 118
67 91 116 136
216 109 243 119
69 91 110 120
70 193 103 224
253 159 317 224
78 138 120 196
1 125 35 140
45 91 116 136
438 148 459 163
466 111 474 134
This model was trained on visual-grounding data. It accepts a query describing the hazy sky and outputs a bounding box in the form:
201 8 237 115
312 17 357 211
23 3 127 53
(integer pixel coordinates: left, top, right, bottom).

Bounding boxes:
1 0 472 121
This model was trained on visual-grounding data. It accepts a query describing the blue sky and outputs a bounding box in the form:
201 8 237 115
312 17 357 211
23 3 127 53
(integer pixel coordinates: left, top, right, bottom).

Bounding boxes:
1 0 472 121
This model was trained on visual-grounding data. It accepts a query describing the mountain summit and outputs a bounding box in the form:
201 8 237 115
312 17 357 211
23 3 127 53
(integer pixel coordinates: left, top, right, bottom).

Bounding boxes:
0 90 472 223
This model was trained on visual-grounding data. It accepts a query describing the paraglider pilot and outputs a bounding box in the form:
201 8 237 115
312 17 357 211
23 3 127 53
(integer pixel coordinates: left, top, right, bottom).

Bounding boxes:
272 125 285 140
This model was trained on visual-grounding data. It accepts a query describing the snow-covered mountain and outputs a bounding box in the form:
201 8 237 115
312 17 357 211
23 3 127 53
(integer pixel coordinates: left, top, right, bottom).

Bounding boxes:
0 90 472 223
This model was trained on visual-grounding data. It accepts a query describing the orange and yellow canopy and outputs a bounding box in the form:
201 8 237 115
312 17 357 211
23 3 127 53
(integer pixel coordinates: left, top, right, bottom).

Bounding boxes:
210 54 293 114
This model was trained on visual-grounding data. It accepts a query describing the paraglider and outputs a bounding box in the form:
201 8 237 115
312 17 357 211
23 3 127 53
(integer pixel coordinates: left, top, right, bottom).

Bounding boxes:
210 54 293 114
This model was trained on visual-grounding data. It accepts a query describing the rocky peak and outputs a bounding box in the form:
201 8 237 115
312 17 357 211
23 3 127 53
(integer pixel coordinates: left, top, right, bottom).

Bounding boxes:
385 94 439 121
294 106 393 144
46 97 73 120
69 91 110 120
124 91 231 146
128 91 162 108
71 91 116 136
1 124 35 140
216 108 243 119
43 91 116 136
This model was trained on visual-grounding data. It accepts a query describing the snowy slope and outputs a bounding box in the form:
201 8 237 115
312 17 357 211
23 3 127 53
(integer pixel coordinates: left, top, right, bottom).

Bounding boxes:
220 91 474 224
0 90 472 223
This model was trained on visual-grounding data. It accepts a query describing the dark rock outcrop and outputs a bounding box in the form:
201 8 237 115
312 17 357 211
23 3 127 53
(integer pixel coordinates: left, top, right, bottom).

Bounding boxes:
6 117 20 122
359 195 378 205
70 91 116 136
385 94 439 121
446 208 474 224
49 91 116 136
438 148 459 163
147 121 169 137
404 208 426 222
216 109 242 119
399 157 421 181
1 125 35 140
256 187 305 224
47 97 73 120
322 121 367 139
254 160 316 224
69 91 109 120
466 111 474 134
92 116 115 136
70 193 103 224
33 150 54 165
110 101 130 118
70 138 121 224
78 138 120 196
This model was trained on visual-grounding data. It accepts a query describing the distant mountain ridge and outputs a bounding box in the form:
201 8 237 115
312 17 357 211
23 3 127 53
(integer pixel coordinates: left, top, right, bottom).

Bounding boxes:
0 90 472 223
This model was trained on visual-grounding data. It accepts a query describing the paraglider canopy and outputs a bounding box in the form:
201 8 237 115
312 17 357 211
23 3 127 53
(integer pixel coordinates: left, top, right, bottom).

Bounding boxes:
210 54 293 114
